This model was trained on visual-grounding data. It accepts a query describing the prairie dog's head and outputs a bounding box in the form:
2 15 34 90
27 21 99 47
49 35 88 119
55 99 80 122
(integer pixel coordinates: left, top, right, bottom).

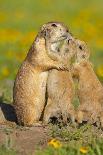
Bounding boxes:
72 39 90 77
36 22 74 55
60 38 77 63
39 21 72 43
75 39 90 63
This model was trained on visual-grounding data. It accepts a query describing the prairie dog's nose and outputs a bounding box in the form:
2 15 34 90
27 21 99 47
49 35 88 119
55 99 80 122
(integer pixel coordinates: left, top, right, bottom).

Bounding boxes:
61 32 69 39
67 33 74 41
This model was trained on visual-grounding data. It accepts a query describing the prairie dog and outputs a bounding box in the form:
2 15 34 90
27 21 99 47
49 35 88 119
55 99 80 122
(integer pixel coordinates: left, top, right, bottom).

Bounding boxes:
73 39 103 126
43 39 77 124
13 22 72 126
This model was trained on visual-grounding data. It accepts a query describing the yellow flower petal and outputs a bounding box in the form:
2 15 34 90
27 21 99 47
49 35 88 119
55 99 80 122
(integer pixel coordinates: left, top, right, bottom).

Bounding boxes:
1 67 9 77
96 66 103 77
48 138 62 148
80 147 88 154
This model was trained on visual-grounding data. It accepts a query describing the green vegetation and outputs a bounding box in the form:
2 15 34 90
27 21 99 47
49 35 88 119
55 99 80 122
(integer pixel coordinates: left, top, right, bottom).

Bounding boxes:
36 140 103 155
0 0 103 154
0 0 103 87
35 123 103 155
0 146 16 155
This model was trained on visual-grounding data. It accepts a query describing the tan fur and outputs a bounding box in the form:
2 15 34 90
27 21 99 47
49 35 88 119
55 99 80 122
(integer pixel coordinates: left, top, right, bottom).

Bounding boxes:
13 22 72 126
73 40 103 126
43 39 76 124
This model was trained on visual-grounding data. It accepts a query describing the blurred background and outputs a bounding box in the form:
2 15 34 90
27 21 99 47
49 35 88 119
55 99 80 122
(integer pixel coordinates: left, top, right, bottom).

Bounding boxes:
0 0 103 102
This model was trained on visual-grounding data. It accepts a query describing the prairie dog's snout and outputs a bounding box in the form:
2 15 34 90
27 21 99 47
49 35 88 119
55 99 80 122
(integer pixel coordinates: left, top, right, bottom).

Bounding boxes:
67 33 74 41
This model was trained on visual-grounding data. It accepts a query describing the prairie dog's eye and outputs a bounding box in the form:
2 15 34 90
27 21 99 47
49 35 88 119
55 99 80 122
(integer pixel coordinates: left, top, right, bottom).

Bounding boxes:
68 40 70 44
51 23 57 27
79 45 83 50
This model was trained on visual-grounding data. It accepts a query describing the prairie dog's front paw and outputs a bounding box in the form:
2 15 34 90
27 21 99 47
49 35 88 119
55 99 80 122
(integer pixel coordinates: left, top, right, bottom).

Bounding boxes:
57 63 69 71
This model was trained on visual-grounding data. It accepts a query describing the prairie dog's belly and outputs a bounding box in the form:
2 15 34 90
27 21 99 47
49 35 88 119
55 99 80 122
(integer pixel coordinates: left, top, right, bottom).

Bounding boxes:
14 63 48 105
47 69 73 98
38 71 48 98
47 69 62 95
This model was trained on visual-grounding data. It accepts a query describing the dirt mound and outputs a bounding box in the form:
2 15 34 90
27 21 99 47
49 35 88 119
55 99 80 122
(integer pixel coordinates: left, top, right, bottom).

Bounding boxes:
0 125 50 155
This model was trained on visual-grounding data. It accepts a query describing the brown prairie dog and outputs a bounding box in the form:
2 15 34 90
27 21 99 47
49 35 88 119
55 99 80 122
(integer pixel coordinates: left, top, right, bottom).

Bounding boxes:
73 39 103 126
13 22 72 126
43 39 77 124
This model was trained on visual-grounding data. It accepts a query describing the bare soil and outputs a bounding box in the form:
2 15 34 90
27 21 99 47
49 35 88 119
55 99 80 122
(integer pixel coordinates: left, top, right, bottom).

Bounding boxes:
0 101 51 155
0 125 50 155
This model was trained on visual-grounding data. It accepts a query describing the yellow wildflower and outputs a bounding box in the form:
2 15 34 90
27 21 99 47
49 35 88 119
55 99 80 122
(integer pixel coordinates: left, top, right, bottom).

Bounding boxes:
80 147 88 154
1 67 9 77
20 31 36 46
96 66 103 77
96 38 103 49
15 52 26 62
6 51 14 59
0 12 7 22
0 29 22 43
15 11 25 19
48 138 62 148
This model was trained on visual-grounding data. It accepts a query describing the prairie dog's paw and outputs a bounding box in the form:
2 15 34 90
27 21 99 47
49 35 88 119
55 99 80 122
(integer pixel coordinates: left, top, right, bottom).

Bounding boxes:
57 63 69 71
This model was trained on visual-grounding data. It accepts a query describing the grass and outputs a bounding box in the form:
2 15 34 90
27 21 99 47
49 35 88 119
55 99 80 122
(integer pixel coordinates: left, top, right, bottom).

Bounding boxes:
0 0 103 100
0 146 16 155
35 140 103 155
0 0 103 85
0 128 16 155
35 123 103 155
1 122 103 155
0 0 103 154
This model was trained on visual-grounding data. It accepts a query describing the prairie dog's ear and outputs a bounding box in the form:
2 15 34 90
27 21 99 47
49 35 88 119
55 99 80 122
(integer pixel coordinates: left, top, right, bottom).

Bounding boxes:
39 25 51 39
39 28 46 38
82 46 90 61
